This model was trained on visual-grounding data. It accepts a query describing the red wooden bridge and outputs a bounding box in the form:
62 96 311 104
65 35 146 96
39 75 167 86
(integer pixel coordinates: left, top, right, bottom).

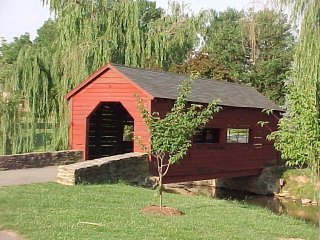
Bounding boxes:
65 63 281 183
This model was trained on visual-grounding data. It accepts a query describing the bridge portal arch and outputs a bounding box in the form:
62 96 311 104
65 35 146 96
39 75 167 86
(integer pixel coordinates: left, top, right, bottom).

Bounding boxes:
86 102 134 160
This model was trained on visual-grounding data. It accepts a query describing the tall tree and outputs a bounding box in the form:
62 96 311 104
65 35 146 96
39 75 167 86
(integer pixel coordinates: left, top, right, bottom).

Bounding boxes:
203 8 247 81
34 19 58 51
136 78 220 209
0 34 33 154
169 52 235 82
0 34 32 64
202 8 294 104
0 2 296 155
241 9 294 104
1 0 200 154
0 33 32 89
269 0 320 200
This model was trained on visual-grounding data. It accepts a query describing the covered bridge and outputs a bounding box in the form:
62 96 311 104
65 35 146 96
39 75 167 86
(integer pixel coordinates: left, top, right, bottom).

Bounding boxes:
65 63 282 183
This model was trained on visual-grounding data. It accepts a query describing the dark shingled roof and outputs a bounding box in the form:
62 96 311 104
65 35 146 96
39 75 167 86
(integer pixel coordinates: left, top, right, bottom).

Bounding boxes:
112 64 282 111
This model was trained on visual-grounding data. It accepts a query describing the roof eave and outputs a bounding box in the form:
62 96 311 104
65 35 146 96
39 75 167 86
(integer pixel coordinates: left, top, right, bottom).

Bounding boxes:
64 63 155 101
64 63 111 100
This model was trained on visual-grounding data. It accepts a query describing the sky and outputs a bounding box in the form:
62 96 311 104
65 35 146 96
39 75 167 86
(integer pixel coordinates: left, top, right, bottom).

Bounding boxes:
0 0 258 43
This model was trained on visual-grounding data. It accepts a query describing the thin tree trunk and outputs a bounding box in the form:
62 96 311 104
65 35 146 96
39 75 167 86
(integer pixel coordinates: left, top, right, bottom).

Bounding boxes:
158 154 164 210
159 174 163 210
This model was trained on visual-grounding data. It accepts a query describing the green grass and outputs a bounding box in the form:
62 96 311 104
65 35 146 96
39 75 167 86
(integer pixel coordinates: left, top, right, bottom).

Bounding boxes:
0 183 317 240
281 168 318 200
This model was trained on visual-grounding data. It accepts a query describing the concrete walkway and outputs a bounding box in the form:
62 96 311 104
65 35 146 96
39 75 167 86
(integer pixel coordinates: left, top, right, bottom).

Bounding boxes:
0 166 58 187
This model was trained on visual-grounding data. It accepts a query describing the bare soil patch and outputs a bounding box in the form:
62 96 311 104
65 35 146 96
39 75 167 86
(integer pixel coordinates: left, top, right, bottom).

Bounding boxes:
141 205 183 216
0 230 24 240
292 176 309 185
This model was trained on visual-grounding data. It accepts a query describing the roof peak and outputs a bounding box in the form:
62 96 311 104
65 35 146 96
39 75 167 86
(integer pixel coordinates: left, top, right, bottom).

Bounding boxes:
65 62 282 111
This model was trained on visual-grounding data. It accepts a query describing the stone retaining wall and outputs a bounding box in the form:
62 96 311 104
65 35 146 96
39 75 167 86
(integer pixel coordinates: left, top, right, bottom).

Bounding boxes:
57 152 149 185
216 165 281 195
163 166 281 196
0 150 83 170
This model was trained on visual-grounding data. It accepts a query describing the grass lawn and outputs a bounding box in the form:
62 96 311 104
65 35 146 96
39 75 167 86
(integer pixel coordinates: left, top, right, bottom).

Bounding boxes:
0 183 317 240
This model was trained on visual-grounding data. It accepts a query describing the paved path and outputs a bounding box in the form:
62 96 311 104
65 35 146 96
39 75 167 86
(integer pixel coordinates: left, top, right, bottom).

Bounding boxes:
0 166 58 187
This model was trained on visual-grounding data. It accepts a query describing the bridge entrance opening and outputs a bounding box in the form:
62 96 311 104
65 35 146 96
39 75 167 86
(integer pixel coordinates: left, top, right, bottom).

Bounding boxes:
87 102 134 160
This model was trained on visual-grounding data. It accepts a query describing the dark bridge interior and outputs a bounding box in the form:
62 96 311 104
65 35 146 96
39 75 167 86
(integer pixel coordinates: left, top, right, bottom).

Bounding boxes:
87 102 134 160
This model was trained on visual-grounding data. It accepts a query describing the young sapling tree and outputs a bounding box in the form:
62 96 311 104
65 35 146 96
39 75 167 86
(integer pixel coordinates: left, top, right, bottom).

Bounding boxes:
136 77 221 209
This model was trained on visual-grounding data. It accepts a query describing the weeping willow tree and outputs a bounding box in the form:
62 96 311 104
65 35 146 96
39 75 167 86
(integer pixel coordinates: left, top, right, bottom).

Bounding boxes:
269 0 320 203
0 0 200 154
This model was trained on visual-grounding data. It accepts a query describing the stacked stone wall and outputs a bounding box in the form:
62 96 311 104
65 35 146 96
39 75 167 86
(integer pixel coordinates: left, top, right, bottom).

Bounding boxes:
0 150 83 170
57 152 149 185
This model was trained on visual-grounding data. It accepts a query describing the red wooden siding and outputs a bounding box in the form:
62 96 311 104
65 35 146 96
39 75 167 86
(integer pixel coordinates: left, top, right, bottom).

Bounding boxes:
150 98 280 183
69 68 151 159
67 64 281 183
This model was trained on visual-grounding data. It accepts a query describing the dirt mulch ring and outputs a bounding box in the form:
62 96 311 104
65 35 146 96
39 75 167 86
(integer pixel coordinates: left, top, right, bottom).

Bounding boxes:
141 205 183 216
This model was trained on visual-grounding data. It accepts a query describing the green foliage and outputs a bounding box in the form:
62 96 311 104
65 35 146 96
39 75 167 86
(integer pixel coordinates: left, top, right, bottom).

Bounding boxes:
0 95 23 154
0 34 34 154
170 52 235 82
0 34 32 64
203 8 294 104
137 77 220 207
203 8 247 80
241 10 295 104
0 34 32 92
34 19 58 51
281 168 317 200
137 77 220 164
0 2 295 155
0 0 199 155
269 0 320 168
269 0 320 209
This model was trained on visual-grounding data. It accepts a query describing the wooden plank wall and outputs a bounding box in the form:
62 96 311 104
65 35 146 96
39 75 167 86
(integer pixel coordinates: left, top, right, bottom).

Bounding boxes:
151 98 280 182
69 68 280 182
70 68 150 159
